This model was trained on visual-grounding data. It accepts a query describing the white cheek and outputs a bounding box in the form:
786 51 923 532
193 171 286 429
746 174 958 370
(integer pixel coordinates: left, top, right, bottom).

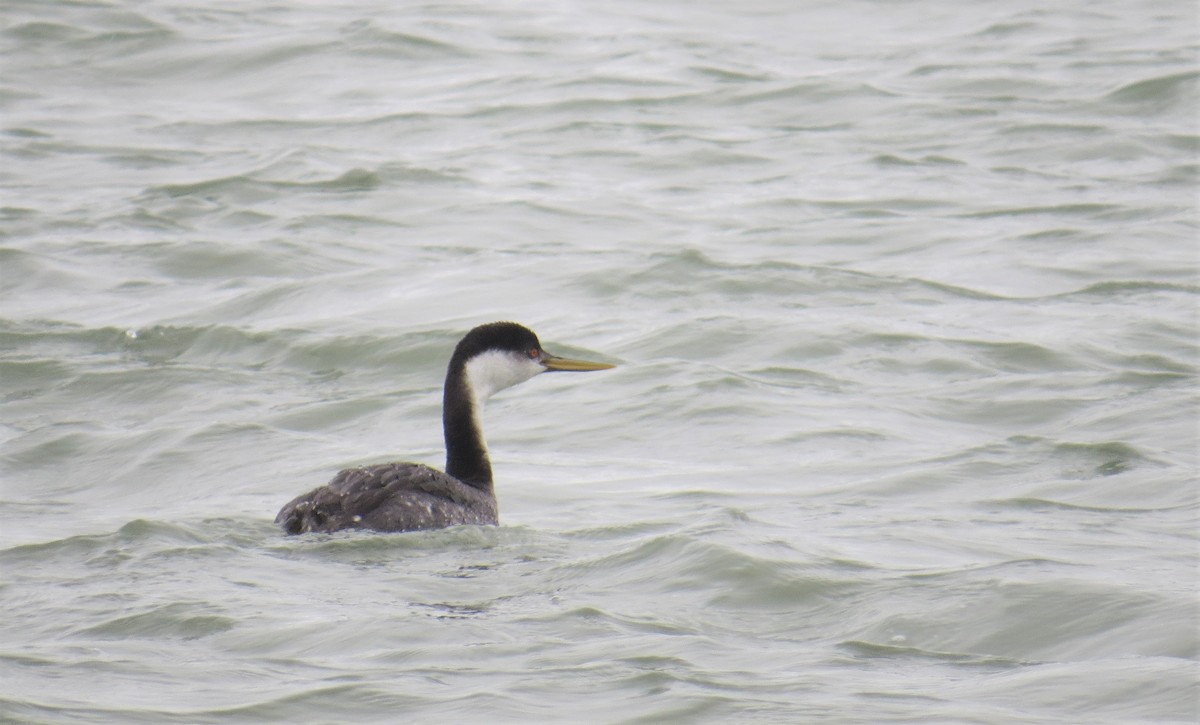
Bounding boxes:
465 350 544 402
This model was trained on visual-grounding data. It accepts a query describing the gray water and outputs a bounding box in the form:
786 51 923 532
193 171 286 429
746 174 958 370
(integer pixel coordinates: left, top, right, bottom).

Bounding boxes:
2 0 1198 722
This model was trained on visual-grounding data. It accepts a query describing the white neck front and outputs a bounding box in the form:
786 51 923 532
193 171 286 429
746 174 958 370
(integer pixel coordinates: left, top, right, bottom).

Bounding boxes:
463 349 544 405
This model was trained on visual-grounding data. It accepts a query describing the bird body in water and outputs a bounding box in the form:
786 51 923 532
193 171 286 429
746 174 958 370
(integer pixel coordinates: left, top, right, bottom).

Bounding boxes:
275 322 614 534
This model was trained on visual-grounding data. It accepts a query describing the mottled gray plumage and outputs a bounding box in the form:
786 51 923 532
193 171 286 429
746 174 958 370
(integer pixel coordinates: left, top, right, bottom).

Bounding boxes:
275 462 497 534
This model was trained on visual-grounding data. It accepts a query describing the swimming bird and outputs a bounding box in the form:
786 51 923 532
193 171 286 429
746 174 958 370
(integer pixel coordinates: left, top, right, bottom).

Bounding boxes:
275 321 614 534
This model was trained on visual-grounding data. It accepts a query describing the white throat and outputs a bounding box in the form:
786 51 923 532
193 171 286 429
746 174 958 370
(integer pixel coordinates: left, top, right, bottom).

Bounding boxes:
463 349 544 407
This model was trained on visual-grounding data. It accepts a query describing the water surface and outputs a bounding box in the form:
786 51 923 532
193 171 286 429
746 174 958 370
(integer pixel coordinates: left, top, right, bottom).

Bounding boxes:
2 0 1197 722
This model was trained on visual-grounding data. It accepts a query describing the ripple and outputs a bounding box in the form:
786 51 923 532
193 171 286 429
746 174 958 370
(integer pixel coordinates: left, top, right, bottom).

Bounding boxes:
1101 71 1200 112
74 603 237 641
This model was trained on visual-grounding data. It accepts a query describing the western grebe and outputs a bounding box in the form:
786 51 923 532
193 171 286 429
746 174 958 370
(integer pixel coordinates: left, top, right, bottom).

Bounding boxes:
275 321 615 534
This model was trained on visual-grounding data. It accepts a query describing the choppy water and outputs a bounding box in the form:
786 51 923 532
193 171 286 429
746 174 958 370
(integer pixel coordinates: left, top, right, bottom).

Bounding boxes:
2 0 1198 722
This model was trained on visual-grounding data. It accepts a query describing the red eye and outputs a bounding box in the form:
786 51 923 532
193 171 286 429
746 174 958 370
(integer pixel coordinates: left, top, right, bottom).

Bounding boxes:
529 348 539 359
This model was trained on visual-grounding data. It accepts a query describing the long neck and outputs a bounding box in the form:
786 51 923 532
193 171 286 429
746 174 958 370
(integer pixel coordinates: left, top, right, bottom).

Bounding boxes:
442 363 493 492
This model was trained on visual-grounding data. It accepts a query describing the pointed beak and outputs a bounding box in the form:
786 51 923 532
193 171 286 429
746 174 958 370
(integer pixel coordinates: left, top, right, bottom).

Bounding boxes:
540 351 616 372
